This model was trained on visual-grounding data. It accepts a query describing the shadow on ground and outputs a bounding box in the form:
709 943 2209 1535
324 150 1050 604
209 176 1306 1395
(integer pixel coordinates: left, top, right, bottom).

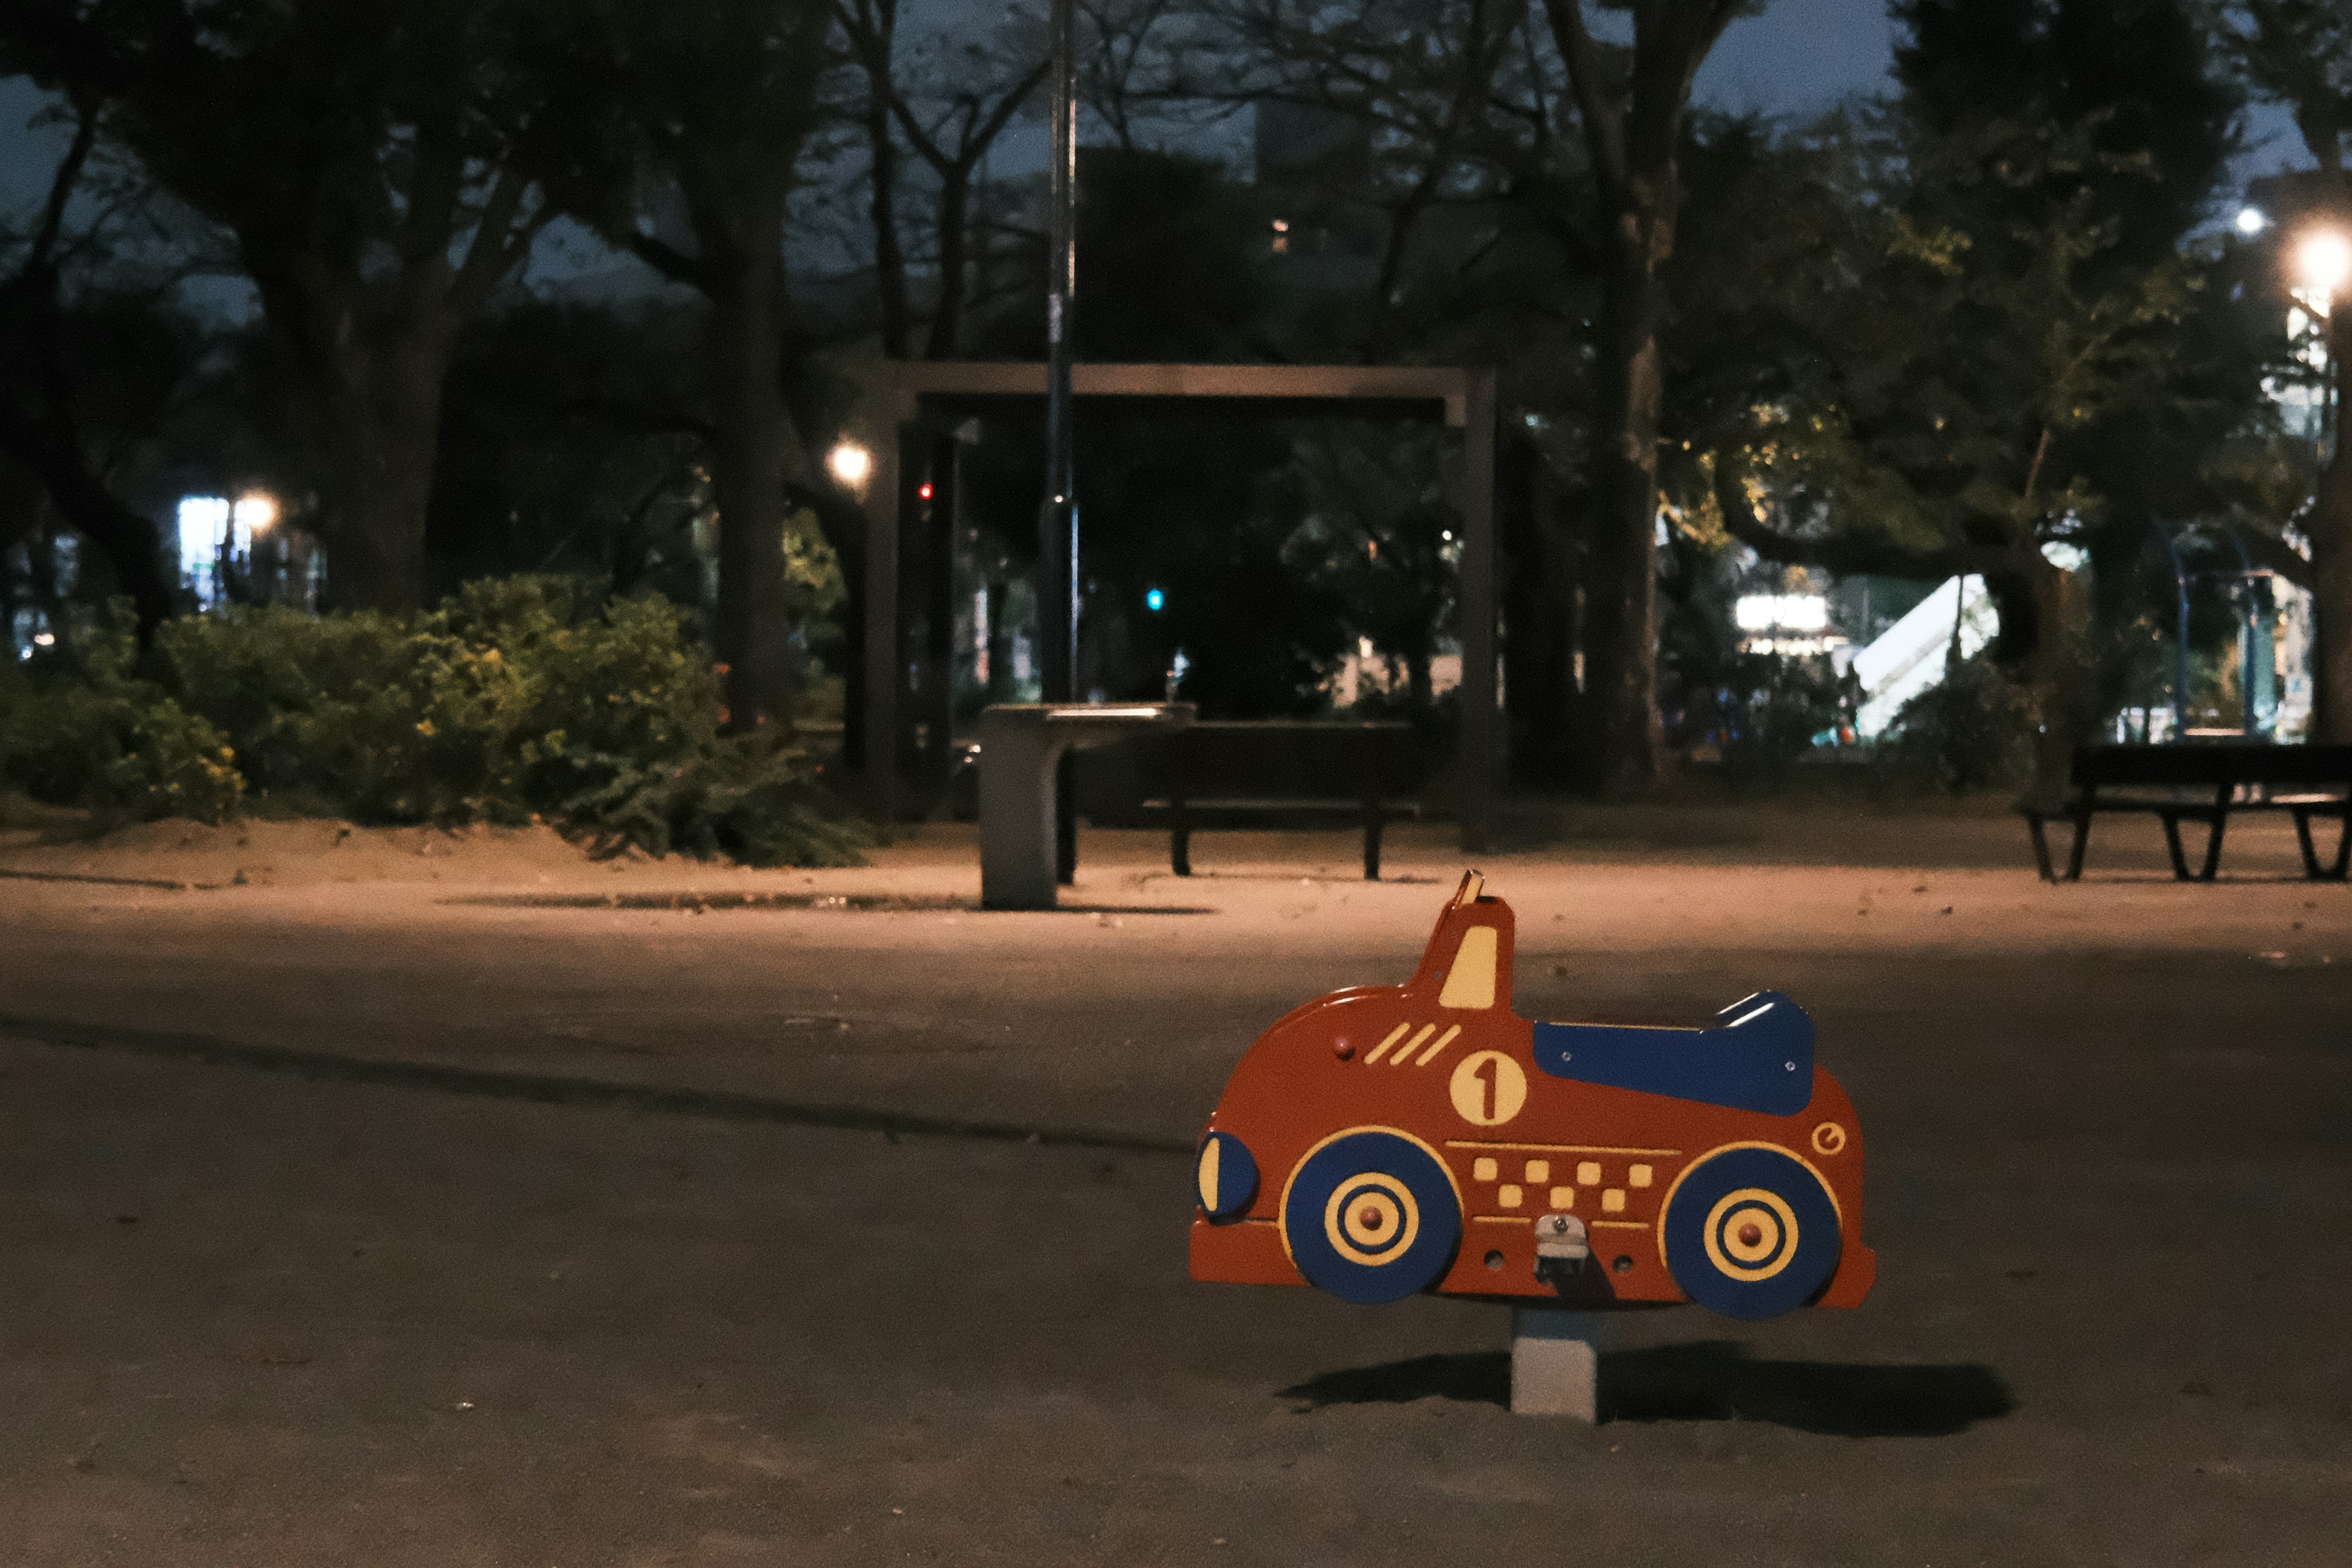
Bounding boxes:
1280 1342 2014 1436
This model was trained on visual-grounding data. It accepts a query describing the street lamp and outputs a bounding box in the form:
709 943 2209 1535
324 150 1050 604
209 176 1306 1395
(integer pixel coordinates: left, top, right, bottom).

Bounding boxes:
827 440 874 494
2292 226 2352 303
2288 223 2348 459
232 491 277 548
2289 220 2350 741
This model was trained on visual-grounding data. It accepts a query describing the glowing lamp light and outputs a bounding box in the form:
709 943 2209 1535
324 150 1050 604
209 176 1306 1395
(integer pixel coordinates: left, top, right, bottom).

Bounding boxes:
918 482 935 501
1144 587 1166 612
1733 594 1829 633
2292 227 2352 299
2235 206 2267 236
827 440 874 491
232 492 277 533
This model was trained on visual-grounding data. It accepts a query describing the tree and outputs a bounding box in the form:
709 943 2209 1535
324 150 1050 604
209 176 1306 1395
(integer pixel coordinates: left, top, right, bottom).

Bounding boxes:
426 299 719 606
541 0 837 733
2208 0 2352 737
0 96 180 642
5 0 559 616
834 0 1047 362
2207 0 2350 172
1218 0 1763 790
1698 111 2236 785
1207 0 1532 366
1540 0 1757 796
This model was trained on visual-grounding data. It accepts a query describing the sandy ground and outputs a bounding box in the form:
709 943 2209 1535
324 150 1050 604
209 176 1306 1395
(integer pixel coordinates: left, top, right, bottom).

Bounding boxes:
0 806 2348 1564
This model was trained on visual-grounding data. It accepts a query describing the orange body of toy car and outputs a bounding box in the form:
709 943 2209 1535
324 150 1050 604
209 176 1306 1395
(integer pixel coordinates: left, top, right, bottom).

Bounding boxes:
1191 873 1875 1320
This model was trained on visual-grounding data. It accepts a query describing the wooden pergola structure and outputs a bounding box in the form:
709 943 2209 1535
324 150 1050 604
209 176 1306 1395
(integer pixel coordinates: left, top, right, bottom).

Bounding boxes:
853 361 1499 851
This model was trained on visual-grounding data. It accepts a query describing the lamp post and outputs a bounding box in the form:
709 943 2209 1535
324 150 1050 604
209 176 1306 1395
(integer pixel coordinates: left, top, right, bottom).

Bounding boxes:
1039 0 1081 880
2291 223 2351 741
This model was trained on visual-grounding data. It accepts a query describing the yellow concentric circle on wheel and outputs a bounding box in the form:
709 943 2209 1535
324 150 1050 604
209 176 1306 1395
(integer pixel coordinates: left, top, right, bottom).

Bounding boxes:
1323 1172 1421 1266
1702 1188 1801 1282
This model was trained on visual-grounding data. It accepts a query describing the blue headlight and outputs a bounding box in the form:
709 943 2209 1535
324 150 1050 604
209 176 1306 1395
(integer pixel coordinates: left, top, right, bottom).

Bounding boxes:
1195 1130 1259 1221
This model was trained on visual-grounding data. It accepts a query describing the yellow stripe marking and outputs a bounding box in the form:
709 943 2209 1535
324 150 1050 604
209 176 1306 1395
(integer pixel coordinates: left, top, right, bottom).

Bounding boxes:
1414 1024 1464 1067
1362 1023 1413 1065
1588 1219 1651 1231
1472 1215 1533 1226
1384 1023 1437 1068
1445 1140 1681 1156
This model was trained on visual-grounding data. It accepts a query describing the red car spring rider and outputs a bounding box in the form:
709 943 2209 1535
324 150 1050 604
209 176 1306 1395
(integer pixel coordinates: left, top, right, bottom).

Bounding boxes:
1191 873 1875 1321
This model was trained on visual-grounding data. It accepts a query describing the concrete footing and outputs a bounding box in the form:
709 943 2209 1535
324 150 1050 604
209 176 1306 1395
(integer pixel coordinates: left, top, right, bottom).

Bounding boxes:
1510 1307 1607 1420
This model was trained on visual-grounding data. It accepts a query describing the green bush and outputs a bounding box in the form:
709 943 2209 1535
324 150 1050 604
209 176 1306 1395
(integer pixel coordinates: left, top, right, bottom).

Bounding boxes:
1721 654 1848 793
1885 657 2035 795
3 579 865 867
0 609 244 823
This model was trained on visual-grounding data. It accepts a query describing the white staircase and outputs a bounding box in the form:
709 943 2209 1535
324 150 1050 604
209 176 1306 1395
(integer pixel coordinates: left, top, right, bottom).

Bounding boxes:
1850 576 1999 740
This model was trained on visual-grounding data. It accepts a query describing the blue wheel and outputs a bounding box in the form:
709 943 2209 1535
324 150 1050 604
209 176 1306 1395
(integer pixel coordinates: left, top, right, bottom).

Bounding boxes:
1661 1145 1843 1321
1281 1129 1461 1305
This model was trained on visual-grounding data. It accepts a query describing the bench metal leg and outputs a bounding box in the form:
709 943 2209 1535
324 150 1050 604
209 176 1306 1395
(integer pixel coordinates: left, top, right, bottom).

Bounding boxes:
2065 812 2092 881
2025 814 2056 882
2158 813 2191 881
2158 812 2227 881
1167 796 1192 876
2197 813 2227 881
2294 809 2351 881
1363 811 1384 881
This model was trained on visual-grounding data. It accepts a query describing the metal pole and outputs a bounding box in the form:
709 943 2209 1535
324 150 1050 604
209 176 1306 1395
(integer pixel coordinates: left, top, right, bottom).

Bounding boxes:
2223 527 2264 736
2155 522 2190 737
862 390 903 820
1039 0 1080 880
1457 369 1496 853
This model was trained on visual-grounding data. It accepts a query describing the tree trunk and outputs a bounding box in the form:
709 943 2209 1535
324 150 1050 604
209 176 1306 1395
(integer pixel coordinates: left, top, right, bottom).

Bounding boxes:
0 419 179 643
2022 551 2094 793
705 231 797 733
1501 431 1574 785
290 303 459 616
927 174 972 360
315 412 439 615
869 94 911 361
2312 470 2352 744
2313 310 2352 743
1578 198 1673 797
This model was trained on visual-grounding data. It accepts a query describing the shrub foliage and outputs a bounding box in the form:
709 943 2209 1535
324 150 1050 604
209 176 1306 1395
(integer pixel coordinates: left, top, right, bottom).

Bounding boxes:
0 579 866 865
1885 656 2037 795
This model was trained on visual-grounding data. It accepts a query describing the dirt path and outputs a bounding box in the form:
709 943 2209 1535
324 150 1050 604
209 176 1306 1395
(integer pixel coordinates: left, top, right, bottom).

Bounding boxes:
1 809 2346 1563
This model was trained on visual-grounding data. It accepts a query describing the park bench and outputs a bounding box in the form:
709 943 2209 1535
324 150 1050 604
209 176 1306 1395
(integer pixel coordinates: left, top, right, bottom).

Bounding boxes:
1128 720 1429 880
2019 742 2352 883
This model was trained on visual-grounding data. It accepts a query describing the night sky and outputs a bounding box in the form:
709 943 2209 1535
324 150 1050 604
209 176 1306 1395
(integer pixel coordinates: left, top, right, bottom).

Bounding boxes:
0 1 2310 271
